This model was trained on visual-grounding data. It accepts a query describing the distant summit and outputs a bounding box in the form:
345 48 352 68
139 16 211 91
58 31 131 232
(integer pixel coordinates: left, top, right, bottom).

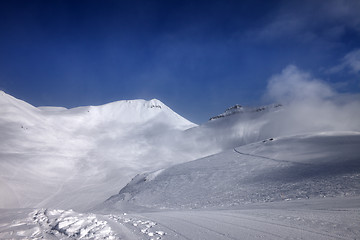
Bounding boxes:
210 103 283 120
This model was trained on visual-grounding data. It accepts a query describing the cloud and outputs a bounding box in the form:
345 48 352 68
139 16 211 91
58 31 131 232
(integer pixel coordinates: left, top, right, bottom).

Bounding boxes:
343 50 360 73
329 49 360 74
252 0 360 42
266 65 334 102
264 65 360 135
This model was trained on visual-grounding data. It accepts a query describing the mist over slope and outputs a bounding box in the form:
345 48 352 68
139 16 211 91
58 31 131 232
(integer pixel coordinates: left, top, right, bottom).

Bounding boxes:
104 132 360 210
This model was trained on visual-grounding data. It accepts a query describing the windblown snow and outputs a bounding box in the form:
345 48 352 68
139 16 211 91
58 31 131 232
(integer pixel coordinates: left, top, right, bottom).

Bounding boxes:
1 90 360 239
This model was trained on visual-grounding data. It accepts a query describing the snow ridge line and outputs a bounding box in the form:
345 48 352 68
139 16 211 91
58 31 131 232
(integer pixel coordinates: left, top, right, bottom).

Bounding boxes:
233 148 312 166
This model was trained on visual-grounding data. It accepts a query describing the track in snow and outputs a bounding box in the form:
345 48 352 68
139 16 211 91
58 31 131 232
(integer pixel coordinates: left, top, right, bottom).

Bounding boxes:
233 148 311 166
0 197 359 239
136 208 359 240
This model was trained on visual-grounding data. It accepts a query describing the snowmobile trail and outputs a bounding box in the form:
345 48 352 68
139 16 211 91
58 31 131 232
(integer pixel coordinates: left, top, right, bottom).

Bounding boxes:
136 207 359 240
233 148 311 166
98 215 140 240
1 198 358 239
135 213 239 240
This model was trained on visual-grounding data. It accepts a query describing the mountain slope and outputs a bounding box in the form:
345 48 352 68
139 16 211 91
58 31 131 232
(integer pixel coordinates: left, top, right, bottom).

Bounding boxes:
0 91 198 210
2 91 360 212
0 92 297 211
104 132 360 210
1 92 360 239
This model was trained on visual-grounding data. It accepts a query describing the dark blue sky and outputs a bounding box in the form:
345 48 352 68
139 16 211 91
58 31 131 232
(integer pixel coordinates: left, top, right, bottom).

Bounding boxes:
1 0 360 123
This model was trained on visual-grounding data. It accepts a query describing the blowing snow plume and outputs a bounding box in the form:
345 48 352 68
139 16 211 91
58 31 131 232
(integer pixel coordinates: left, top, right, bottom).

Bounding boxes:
262 65 360 136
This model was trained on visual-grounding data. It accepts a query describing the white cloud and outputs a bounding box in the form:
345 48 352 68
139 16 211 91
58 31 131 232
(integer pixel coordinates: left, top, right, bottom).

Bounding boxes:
266 65 334 102
342 49 360 73
252 0 360 42
264 65 360 135
328 49 360 74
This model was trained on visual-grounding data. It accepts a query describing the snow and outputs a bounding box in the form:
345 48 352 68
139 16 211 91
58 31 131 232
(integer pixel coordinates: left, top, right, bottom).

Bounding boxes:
1 197 359 239
0 208 117 239
104 132 360 210
135 198 360 240
0 91 199 210
1 91 360 239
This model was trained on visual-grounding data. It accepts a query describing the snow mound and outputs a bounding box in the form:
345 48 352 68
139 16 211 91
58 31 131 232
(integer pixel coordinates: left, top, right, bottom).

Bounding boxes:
104 132 360 210
0 208 117 239
34 209 116 239
109 214 166 238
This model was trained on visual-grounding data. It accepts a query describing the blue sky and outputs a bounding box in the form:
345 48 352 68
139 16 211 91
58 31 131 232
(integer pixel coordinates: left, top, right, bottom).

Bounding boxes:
0 0 360 123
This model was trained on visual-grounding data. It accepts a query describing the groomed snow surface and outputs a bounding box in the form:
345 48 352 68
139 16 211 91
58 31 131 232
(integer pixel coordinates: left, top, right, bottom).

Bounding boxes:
1 198 359 239
1 91 360 239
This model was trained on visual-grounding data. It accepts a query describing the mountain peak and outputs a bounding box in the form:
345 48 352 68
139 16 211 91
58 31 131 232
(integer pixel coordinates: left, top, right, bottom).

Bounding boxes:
209 103 283 120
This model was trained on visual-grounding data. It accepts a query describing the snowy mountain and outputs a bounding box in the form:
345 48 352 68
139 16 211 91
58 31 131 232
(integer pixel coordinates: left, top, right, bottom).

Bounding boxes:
0 92 296 211
184 103 284 153
102 132 360 210
1 91 360 239
2 91 360 211
0 91 198 210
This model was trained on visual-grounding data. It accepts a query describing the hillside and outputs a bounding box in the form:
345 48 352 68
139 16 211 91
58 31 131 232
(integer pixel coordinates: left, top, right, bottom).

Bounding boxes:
1 92 360 239
0 91 197 210
0 91 295 210
104 132 360 210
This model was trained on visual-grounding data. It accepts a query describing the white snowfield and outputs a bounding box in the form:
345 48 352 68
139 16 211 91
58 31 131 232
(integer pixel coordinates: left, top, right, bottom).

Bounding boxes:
0 91 360 239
